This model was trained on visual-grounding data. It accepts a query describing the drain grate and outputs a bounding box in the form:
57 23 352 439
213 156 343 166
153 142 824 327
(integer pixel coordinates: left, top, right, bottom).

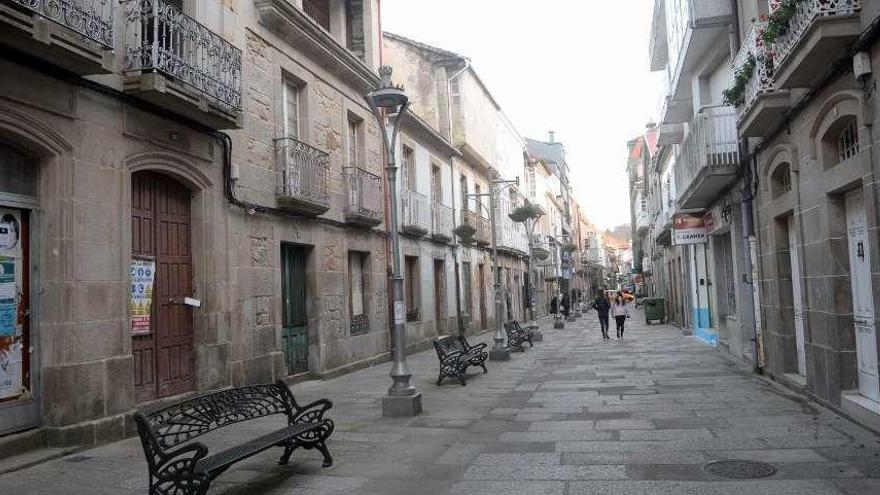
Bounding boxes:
703 460 777 479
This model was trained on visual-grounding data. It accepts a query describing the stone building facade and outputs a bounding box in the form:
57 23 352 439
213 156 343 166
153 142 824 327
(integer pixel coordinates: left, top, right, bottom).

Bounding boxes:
731 0 880 429
0 0 402 448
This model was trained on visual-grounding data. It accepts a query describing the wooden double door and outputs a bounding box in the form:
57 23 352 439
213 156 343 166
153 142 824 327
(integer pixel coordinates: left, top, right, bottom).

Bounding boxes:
131 171 195 402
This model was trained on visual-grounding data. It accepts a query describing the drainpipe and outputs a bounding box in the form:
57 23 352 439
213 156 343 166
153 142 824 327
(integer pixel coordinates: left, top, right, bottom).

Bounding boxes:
729 0 762 373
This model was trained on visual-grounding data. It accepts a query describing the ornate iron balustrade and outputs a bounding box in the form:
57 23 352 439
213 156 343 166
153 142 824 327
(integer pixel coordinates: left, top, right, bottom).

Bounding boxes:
431 202 454 241
773 0 860 71
676 105 739 197
124 0 242 110
11 0 114 48
275 137 331 213
344 167 382 225
400 188 429 235
733 21 776 116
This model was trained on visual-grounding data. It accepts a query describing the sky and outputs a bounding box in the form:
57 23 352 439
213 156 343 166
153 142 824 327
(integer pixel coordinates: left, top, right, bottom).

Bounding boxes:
381 0 663 230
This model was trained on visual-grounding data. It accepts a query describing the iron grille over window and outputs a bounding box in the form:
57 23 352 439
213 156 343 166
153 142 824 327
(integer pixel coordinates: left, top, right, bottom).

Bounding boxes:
837 120 859 163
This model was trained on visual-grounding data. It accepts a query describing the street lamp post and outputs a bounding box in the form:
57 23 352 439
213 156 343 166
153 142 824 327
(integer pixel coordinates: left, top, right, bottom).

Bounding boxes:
366 66 422 417
467 178 518 361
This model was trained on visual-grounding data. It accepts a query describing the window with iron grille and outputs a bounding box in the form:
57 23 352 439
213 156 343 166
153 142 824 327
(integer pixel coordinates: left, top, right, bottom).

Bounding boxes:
349 251 369 335
405 255 420 322
837 119 859 163
303 0 331 30
770 163 792 199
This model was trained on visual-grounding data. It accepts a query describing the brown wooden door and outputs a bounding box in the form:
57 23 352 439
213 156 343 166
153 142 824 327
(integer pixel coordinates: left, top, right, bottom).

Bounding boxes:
478 263 487 330
131 171 194 402
434 259 445 332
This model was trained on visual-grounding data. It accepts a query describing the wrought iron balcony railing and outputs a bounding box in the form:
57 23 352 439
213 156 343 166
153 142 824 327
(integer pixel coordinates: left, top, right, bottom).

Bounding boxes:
733 21 777 117
431 202 454 241
11 0 114 48
773 0 860 72
344 167 382 227
400 188 429 236
676 105 739 202
124 0 242 110
275 137 331 215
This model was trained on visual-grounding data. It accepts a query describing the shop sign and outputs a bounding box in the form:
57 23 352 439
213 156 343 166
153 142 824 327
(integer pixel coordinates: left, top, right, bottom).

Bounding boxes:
673 213 707 245
130 258 155 335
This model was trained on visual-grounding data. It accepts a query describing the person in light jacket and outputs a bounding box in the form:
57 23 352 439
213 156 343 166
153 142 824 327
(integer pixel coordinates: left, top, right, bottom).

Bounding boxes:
610 292 631 339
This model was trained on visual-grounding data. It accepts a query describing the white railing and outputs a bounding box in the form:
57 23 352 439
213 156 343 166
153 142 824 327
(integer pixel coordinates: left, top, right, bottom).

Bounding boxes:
676 105 739 198
344 167 382 222
12 0 114 48
400 188 429 233
124 0 242 110
774 0 860 70
733 21 777 116
431 202 454 240
275 137 330 207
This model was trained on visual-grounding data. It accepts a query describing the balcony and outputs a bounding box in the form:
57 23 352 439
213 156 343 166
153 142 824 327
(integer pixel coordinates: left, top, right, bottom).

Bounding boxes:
254 0 379 94
657 123 684 145
431 202 454 242
275 137 331 216
497 223 527 256
400 188 429 237
0 0 114 74
772 0 861 89
123 0 242 129
636 209 650 234
733 22 791 137
676 106 740 210
344 167 382 227
664 0 733 109
461 210 489 246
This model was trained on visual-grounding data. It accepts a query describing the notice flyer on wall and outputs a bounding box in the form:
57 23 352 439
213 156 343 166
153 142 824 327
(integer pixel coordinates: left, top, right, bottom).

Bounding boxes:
130 258 155 336
0 257 16 338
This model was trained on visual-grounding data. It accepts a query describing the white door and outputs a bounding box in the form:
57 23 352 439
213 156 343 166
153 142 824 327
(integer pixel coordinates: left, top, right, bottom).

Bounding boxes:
788 216 807 376
846 189 879 402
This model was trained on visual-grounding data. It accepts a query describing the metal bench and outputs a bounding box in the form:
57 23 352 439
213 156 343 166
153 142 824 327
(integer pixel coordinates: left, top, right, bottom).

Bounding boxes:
432 335 489 386
134 381 335 495
504 321 534 352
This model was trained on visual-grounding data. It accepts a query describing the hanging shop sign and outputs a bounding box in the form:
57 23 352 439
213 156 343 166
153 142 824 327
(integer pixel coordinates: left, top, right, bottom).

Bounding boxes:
672 213 707 245
130 258 156 335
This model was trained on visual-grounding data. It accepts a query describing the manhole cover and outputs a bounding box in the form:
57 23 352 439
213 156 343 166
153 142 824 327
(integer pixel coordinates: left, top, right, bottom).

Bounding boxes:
703 460 777 479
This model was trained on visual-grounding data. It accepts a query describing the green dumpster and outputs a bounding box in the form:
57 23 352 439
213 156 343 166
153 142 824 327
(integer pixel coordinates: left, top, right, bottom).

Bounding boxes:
643 298 666 325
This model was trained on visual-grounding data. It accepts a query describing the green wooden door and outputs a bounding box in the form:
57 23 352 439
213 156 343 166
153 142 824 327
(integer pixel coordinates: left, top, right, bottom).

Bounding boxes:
281 244 308 374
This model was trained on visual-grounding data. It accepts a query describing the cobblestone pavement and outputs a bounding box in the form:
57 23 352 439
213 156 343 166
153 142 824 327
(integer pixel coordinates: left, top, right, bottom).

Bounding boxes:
3 311 880 494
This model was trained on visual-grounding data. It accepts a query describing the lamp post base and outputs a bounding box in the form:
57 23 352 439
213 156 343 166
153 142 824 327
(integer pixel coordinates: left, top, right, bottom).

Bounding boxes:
531 328 544 342
554 319 565 329
489 347 511 361
382 392 423 417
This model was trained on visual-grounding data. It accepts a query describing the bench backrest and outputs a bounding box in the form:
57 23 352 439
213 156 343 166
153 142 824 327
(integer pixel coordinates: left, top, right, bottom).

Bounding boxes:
433 336 464 359
135 382 294 451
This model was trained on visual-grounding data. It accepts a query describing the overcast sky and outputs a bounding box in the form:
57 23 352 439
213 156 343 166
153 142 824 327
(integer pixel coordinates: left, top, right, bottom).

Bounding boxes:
382 0 663 230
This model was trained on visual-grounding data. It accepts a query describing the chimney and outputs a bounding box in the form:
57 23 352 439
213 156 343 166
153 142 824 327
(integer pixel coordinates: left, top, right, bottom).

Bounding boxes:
547 130 555 143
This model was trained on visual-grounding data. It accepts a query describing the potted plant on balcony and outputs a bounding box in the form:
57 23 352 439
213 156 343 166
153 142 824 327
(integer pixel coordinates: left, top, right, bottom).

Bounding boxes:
561 242 578 253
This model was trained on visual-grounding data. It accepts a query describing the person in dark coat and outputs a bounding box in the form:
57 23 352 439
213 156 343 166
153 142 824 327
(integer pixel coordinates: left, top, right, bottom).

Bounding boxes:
592 291 611 340
550 295 559 316
561 292 571 319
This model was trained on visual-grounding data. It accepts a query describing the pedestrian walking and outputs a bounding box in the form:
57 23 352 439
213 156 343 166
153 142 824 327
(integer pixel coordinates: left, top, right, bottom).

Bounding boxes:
561 292 571 319
550 295 559 317
610 292 631 339
592 290 611 339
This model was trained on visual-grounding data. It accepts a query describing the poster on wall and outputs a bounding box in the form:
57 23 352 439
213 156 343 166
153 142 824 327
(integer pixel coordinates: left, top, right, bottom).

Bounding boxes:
0 258 16 338
130 258 155 336
672 213 708 245
0 340 22 400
